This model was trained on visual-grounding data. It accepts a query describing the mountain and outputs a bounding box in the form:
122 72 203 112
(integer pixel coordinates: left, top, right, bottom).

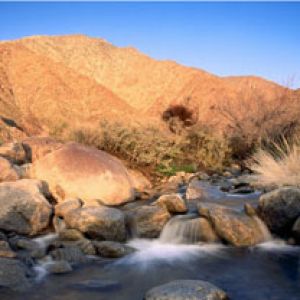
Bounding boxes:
0 34 294 136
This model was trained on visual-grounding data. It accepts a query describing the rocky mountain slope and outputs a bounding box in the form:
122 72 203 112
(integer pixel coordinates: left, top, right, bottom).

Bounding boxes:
0 34 294 136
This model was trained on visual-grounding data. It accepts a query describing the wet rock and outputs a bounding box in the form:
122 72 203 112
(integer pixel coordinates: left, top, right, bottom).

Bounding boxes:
244 204 257 217
93 241 135 258
31 142 135 205
22 136 63 162
59 229 85 241
198 203 265 246
154 193 187 214
145 280 228 300
50 246 87 263
230 186 254 194
13 238 39 251
63 206 127 242
127 205 171 238
258 187 300 236
0 258 31 291
0 240 16 258
0 179 52 235
45 260 73 274
0 157 21 182
0 142 27 164
55 198 82 217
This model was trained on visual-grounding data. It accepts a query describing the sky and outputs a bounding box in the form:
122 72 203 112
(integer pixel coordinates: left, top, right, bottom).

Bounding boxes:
0 2 299 87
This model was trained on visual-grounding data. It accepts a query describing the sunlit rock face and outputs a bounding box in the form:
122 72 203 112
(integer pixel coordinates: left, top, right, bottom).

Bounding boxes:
31 142 135 206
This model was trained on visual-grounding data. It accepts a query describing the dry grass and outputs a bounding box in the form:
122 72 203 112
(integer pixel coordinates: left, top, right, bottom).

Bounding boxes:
250 137 300 187
66 121 232 176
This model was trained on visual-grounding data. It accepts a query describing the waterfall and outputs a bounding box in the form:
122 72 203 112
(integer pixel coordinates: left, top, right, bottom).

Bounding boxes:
252 216 272 242
159 214 202 244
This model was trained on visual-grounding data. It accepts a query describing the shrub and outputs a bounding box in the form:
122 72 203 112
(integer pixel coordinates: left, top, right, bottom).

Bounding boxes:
68 121 232 176
214 86 300 159
249 137 300 187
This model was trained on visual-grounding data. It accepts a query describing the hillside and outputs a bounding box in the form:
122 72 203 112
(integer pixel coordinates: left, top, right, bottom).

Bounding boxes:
0 34 295 136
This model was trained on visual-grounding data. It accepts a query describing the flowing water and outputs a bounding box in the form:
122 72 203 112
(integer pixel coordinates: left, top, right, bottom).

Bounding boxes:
2 184 300 300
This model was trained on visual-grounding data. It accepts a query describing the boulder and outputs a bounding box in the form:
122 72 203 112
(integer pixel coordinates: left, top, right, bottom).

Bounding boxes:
55 199 82 217
128 169 152 192
93 241 135 258
63 206 127 242
258 187 300 235
0 258 31 291
154 193 187 213
127 205 171 238
45 260 73 274
145 280 228 300
0 180 52 235
198 203 266 246
50 246 87 263
0 240 16 258
22 136 63 162
0 157 21 182
0 142 27 164
31 142 135 205
58 229 85 241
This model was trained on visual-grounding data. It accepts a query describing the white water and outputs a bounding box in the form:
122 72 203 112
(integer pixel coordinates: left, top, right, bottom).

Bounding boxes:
253 216 273 242
159 214 202 244
33 233 58 248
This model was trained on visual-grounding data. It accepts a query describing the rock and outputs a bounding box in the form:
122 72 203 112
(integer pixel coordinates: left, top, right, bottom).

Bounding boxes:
145 280 228 300
128 169 152 192
198 203 265 246
0 240 16 258
0 142 27 164
0 258 31 291
244 203 257 217
154 193 187 213
93 241 135 258
18 163 33 179
0 179 52 235
258 187 300 236
186 178 207 200
127 205 171 238
59 229 85 241
50 246 87 263
0 231 7 241
230 186 254 194
292 217 300 244
45 260 73 274
13 238 39 251
0 157 21 182
55 198 82 217
22 136 63 162
63 206 127 242
31 142 135 205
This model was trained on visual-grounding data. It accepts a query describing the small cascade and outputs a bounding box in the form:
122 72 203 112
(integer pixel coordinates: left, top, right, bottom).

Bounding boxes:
252 216 272 242
33 233 58 249
159 214 202 244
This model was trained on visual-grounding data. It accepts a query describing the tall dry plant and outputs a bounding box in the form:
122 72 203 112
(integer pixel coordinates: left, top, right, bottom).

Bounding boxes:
250 137 300 187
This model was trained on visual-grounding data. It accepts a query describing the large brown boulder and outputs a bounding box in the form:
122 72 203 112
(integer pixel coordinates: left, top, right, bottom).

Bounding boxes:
258 187 300 236
31 143 135 205
198 203 266 246
22 136 63 162
0 179 52 235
